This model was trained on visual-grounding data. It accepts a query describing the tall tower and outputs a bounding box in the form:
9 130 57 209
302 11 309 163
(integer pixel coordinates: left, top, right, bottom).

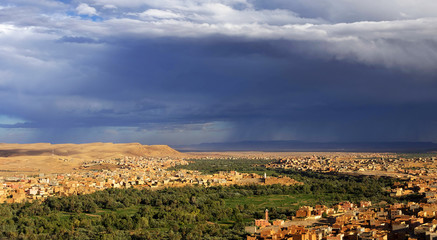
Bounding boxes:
265 209 269 221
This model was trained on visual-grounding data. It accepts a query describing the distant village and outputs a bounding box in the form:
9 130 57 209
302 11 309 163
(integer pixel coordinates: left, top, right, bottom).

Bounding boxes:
264 154 437 179
0 156 300 203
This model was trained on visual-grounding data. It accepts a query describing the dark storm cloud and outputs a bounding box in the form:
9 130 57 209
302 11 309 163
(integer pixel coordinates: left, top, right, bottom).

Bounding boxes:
56 38 436 142
0 0 437 144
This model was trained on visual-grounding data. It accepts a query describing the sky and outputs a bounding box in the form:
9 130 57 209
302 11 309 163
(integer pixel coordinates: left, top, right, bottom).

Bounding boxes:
0 0 437 145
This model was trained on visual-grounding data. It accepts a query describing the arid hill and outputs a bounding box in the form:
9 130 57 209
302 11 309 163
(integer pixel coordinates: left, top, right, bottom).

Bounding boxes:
0 143 185 176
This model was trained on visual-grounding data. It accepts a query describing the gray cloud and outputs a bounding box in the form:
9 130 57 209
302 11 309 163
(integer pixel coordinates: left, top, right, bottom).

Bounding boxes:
0 0 436 144
1 0 436 71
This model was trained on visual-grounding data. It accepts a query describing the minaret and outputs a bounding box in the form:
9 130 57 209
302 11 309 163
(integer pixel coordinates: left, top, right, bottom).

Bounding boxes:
265 209 269 221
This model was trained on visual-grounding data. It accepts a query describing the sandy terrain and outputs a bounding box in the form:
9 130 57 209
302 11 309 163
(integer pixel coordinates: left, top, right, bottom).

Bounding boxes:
0 143 185 176
0 145 330 176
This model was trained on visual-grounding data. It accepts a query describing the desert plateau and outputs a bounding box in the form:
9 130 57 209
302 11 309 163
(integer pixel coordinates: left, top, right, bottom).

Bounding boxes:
0 143 184 176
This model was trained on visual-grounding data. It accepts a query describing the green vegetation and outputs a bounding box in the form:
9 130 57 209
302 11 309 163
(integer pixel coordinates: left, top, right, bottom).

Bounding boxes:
174 158 396 208
173 158 395 202
224 194 316 212
0 158 397 239
169 158 276 175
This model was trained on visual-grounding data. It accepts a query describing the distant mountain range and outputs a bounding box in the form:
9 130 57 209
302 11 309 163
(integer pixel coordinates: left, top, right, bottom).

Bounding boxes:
172 140 437 152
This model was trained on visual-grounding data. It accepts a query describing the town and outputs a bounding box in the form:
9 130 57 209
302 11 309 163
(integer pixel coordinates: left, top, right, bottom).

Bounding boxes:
264 154 437 179
0 155 301 203
2 151 437 240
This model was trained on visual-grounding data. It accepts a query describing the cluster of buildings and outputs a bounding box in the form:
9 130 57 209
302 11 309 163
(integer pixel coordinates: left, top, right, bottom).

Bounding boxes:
264 154 437 179
0 156 188 203
246 199 437 240
389 179 437 203
0 156 301 203
246 157 437 240
250 154 437 239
